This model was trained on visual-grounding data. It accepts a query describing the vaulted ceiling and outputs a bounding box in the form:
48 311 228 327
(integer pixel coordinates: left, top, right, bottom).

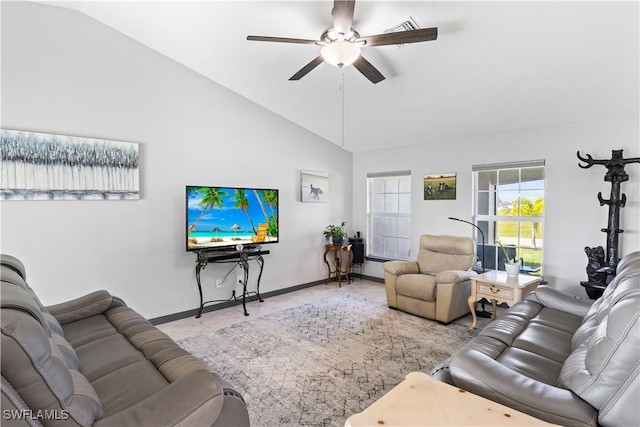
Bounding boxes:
43 1 639 153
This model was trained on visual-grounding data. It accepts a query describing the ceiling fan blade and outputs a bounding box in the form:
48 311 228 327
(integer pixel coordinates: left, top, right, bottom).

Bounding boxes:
353 56 385 84
289 56 325 81
247 35 321 45
358 27 438 47
332 0 356 38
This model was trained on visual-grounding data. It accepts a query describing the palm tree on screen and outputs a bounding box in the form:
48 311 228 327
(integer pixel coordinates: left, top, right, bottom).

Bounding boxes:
188 187 227 232
263 190 278 237
232 189 256 234
253 190 270 226
264 190 278 218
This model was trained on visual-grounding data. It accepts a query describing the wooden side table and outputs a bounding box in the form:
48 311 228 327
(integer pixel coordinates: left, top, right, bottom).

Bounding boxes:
323 244 353 287
468 270 542 329
345 372 557 426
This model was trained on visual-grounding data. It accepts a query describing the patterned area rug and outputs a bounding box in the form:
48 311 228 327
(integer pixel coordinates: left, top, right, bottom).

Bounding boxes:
177 293 480 427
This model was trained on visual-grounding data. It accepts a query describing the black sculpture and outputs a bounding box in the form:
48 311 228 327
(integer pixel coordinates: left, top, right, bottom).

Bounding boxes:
577 149 640 298
584 246 607 285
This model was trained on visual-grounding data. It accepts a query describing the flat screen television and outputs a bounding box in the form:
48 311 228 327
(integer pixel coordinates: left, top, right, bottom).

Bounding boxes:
186 186 279 252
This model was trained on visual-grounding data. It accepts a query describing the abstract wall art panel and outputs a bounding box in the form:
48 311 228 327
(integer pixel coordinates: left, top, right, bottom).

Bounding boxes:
1 129 139 200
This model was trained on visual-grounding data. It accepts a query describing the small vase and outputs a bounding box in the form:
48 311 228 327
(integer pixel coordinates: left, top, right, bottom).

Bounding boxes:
505 262 521 276
332 236 343 245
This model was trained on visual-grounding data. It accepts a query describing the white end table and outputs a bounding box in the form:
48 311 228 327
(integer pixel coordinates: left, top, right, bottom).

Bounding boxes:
468 270 542 329
345 372 557 426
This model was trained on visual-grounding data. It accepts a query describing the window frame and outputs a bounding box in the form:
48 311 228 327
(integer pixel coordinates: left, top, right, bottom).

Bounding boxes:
366 170 412 261
472 161 545 274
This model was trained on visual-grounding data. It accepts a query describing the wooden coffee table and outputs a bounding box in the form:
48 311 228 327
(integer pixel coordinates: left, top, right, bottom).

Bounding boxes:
468 270 542 329
345 372 557 426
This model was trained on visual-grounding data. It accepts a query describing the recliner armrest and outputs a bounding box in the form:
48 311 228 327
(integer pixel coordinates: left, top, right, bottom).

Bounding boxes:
94 371 226 427
451 348 599 426
382 261 419 276
46 290 121 324
528 285 593 318
435 269 477 284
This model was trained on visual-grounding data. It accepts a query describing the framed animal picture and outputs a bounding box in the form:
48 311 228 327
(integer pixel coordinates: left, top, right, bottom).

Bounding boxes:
301 170 328 202
424 172 456 200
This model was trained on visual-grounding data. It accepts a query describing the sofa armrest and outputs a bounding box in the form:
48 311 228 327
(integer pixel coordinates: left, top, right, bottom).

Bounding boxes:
94 371 228 427
435 269 477 284
451 348 599 426
46 290 118 324
528 285 593 318
382 261 419 276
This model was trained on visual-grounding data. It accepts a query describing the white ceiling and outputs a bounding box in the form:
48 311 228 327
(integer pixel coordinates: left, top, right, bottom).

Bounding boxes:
43 1 639 153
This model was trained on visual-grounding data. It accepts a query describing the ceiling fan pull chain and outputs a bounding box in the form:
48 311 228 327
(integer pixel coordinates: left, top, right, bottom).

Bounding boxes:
341 72 345 150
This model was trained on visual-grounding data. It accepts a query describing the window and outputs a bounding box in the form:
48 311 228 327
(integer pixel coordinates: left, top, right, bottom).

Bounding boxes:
367 171 411 260
473 161 545 274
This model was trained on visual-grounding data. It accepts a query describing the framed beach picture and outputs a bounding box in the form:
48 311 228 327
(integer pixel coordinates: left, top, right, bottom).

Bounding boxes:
424 172 456 200
1 129 139 200
301 170 328 202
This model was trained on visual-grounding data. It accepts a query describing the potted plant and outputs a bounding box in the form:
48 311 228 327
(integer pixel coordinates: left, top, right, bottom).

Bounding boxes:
324 221 347 245
497 240 521 276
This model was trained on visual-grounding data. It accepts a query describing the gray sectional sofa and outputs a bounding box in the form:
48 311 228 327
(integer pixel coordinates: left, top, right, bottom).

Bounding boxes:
1 254 250 427
432 251 640 427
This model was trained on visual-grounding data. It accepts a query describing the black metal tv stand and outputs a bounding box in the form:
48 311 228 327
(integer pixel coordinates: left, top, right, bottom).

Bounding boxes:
194 246 269 318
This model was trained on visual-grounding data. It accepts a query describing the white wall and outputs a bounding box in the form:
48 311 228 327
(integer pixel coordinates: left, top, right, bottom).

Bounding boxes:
353 115 640 295
2 3 638 316
0 2 353 318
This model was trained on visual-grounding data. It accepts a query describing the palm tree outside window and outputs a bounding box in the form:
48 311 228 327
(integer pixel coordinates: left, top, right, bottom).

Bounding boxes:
472 161 545 275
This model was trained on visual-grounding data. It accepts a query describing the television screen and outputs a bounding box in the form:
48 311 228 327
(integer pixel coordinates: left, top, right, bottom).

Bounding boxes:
186 186 279 252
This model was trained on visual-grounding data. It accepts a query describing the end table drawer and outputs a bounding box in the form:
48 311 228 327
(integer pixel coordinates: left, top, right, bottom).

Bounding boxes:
478 283 514 299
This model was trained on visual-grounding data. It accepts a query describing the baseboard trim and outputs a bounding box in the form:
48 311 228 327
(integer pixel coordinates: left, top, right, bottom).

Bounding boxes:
150 275 384 325
150 278 326 325
362 275 384 283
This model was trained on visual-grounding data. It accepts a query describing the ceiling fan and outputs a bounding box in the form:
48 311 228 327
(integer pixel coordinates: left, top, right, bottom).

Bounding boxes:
247 0 438 84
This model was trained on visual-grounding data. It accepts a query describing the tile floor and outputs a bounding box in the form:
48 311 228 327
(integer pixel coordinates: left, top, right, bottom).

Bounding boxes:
156 279 387 341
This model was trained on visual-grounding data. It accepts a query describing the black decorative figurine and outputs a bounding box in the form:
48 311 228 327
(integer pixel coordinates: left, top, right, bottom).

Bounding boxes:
577 149 640 298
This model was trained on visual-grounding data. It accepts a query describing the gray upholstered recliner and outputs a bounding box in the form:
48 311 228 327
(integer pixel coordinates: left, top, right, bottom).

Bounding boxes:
383 235 477 323
1 254 250 427
433 251 640 427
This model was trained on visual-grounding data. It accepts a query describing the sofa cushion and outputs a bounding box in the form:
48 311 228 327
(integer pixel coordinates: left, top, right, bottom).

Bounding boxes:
63 314 122 348
572 256 640 351
497 346 564 386
511 323 573 364
529 308 583 334
557 271 640 426
1 265 66 336
0 265 28 289
416 235 475 274
479 308 532 346
52 331 81 370
1 295 104 426
1 254 27 280
92 361 169 415
1 282 50 333
75 333 147 382
396 274 437 301
63 303 224 419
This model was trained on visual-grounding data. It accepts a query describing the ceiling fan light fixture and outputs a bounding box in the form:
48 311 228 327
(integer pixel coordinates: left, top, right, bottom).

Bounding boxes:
321 40 361 68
